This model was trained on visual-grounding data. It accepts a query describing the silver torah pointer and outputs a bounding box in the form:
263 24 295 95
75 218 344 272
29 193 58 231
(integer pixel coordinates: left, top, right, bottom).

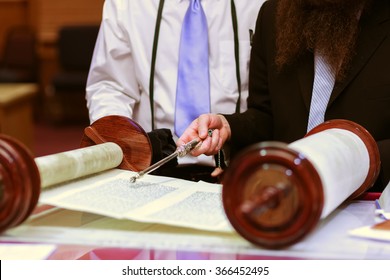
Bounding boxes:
129 138 200 183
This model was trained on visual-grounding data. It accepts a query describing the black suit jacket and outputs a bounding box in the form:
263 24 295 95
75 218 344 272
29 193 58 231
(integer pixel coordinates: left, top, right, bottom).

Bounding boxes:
225 0 390 191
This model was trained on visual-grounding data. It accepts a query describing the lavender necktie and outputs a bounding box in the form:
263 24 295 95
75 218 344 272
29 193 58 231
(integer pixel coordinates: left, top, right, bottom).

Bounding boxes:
175 0 210 137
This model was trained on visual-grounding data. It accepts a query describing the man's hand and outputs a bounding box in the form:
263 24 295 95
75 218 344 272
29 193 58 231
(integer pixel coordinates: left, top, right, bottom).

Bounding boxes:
177 113 231 157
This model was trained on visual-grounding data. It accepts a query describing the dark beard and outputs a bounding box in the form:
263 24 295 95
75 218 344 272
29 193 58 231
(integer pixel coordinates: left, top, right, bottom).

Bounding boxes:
275 0 371 81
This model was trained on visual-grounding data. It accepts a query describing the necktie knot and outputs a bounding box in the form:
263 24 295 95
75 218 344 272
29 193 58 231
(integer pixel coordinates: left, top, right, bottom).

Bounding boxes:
190 0 202 13
192 0 200 8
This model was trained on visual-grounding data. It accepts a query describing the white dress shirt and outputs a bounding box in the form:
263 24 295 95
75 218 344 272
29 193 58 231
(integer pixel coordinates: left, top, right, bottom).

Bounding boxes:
86 0 265 165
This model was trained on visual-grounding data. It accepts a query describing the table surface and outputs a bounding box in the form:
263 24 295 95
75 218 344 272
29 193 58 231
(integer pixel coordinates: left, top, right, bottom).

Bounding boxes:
0 83 37 105
1 195 389 260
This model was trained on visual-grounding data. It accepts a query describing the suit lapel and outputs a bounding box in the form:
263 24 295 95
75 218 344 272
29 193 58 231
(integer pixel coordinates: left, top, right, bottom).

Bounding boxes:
329 1 390 106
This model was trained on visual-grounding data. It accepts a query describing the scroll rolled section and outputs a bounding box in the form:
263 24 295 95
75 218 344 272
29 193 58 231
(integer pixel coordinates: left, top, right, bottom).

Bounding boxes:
0 115 152 232
35 142 123 188
222 119 380 249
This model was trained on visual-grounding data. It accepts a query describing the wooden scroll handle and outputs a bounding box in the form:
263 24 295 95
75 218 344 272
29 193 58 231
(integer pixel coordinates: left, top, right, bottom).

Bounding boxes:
0 135 40 232
80 115 152 172
0 115 152 233
222 119 381 249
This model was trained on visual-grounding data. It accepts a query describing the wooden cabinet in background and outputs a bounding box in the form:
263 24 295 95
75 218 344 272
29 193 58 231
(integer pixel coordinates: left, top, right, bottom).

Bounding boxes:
0 83 38 151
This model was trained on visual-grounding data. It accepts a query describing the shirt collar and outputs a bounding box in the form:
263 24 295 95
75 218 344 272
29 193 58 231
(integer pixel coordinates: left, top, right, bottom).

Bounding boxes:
176 0 220 3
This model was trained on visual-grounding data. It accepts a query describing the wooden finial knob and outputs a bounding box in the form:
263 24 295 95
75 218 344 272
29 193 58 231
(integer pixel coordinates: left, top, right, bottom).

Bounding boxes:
222 141 324 249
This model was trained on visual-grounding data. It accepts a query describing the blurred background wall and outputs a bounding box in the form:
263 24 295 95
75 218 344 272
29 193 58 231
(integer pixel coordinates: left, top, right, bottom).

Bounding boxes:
0 0 105 156
0 0 104 123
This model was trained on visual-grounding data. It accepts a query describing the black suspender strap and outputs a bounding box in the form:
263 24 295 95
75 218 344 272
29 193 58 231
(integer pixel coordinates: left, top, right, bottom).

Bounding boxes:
149 0 165 130
149 0 241 129
230 0 241 113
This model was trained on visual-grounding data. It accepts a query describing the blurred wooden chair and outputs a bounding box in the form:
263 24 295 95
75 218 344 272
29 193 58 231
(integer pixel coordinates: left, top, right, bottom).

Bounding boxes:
46 25 99 124
0 25 38 83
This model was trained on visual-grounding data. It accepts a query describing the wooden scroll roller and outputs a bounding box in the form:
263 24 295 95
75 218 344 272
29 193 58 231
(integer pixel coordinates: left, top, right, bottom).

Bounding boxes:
222 119 381 249
0 115 152 232
80 115 152 171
